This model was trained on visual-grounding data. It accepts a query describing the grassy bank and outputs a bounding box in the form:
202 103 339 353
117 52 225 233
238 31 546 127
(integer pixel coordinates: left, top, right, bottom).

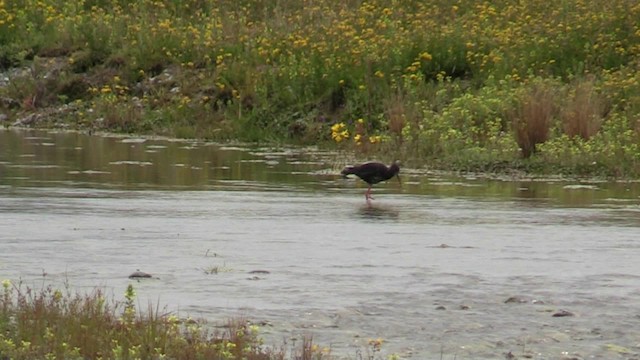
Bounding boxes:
1 0 640 176
0 280 332 360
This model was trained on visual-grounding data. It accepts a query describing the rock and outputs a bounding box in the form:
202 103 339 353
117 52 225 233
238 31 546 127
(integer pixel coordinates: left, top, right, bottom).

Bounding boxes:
505 296 527 304
435 305 446 310
248 270 270 274
13 113 41 126
128 270 152 279
250 320 273 327
552 309 574 317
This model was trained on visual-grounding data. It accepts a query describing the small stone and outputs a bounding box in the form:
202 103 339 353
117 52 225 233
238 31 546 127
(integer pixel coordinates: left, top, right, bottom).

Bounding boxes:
128 270 152 279
435 305 446 310
552 309 574 317
505 296 527 304
13 113 40 126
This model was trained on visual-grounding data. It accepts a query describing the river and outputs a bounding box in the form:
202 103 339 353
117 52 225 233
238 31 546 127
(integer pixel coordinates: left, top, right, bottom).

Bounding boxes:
1 129 640 359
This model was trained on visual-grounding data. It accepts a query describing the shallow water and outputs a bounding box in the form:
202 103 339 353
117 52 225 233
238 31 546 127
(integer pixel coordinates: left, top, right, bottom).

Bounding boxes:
1 129 640 359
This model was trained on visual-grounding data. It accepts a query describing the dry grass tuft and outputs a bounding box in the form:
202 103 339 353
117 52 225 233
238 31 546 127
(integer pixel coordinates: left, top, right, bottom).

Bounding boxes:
384 93 407 140
561 79 606 140
510 83 557 158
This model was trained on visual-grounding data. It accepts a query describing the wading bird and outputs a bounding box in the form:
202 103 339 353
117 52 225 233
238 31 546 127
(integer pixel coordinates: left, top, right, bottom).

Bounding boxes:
341 160 400 201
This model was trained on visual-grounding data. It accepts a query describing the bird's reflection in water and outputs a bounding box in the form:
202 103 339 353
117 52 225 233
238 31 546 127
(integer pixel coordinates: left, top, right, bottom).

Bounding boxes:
356 203 400 221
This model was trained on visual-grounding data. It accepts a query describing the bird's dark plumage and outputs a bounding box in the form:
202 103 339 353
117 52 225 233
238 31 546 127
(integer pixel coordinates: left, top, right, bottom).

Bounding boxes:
341 160 400 201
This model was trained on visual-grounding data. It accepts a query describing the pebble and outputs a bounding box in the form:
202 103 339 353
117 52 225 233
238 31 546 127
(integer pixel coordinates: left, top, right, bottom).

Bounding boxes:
505 296 527 304
128 270 152 279
552 309 575 317
248 270 270 274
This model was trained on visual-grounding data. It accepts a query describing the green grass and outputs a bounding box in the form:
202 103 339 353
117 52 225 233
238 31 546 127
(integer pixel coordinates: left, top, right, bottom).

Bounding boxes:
1 0 640 176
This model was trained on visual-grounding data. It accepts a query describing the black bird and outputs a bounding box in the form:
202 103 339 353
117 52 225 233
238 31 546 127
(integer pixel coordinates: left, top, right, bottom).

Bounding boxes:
341 160 401 201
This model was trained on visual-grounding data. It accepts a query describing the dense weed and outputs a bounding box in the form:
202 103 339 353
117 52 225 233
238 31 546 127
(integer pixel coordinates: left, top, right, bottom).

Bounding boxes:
1 0 640 176
0 280 330 360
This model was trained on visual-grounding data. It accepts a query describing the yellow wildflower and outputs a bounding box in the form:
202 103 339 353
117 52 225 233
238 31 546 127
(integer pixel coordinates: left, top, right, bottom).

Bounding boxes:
331 122 345 133
331 122 350 143
419 52 433 61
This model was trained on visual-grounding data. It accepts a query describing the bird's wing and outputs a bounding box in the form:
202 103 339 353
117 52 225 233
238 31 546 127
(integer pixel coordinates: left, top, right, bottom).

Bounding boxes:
353 162 387 181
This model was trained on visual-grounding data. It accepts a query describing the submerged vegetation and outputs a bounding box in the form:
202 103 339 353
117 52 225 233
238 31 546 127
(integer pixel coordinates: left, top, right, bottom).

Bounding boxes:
1 0 640 176
0 280 331 360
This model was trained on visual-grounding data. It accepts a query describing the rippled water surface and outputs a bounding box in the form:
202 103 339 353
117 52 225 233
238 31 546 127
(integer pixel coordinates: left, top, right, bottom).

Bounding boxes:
1 129 640 359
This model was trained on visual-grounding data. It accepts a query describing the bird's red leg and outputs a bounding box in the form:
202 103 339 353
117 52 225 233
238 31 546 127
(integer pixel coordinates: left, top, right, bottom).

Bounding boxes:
365 185 373 201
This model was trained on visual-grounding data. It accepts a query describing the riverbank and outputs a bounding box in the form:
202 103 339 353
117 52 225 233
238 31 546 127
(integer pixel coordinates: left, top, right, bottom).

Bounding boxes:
0 281 335 360
1 0 639 177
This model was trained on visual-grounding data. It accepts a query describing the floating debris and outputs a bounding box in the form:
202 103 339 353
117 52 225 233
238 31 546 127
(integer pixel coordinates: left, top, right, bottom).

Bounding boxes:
563 184 598 190
109 160 153 166
67 170 110 175
121 138 147 144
